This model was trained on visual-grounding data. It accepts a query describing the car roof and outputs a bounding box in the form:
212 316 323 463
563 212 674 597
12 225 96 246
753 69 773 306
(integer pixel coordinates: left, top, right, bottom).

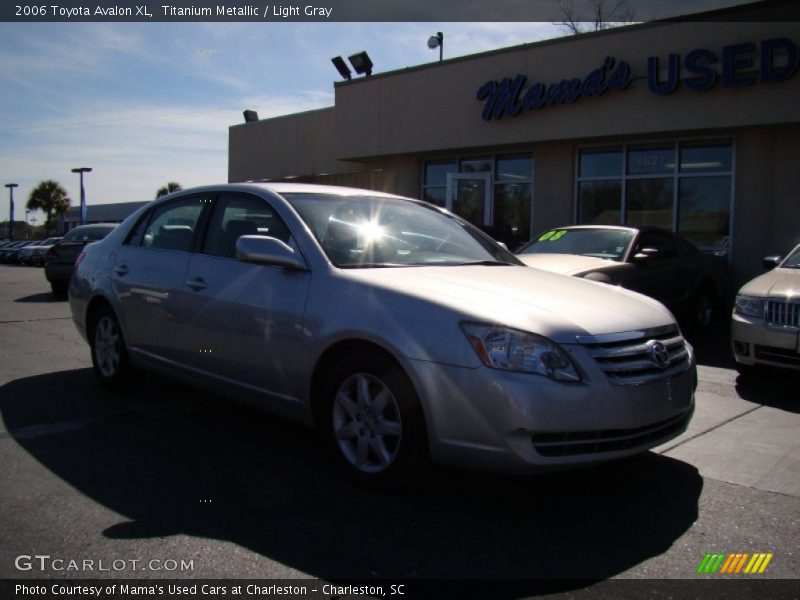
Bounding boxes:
67 223 119 231
159 182 407 202
544 225 676 235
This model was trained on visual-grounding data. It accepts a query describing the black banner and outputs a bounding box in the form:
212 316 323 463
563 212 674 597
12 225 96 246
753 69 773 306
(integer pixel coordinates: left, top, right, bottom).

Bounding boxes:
3 579 800 600
3 0 800 23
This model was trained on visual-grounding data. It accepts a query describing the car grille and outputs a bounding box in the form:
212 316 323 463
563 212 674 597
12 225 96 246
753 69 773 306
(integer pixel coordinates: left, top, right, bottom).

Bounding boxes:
764 299 800 328
531 410 692 457
754 345 800 367
578 326 691 386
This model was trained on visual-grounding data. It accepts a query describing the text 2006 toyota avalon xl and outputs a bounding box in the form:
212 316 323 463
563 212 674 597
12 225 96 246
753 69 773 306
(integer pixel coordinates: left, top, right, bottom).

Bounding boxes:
69 183 696 485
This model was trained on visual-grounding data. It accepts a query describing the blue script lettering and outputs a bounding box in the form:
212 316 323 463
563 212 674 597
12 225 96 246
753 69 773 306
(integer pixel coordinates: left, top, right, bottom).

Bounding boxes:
476 56 632 121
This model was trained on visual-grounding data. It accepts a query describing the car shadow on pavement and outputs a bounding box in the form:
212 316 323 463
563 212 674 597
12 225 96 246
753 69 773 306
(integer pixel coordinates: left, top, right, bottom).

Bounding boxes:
14 292 63 303
0 369 703 592
734 370 800 414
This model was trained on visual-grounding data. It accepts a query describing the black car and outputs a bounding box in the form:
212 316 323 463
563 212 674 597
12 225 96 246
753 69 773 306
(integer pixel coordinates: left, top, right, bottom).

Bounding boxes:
45 224 118 296
516 225 727 329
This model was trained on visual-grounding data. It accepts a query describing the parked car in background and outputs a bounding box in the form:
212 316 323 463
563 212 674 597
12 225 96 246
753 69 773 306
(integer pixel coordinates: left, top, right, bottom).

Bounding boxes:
516 225 727 330
18 238 60 265
21 237 62 266
0 241 34 264
69 183 696 486
731 243 800 376
45 224 117 296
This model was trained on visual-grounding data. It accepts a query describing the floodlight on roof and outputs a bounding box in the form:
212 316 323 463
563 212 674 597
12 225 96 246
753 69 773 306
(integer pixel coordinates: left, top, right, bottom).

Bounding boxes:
428 32 444 61
243 109 259 123
331 56 352 81
348 51 373 77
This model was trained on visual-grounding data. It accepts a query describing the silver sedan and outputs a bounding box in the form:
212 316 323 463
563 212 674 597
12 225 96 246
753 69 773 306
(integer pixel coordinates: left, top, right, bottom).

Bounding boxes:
69 183 696 485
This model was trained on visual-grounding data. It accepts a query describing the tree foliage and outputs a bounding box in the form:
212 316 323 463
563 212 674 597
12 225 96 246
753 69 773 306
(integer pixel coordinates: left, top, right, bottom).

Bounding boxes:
557 0 635 35
26 180 71 235
155 182 183 198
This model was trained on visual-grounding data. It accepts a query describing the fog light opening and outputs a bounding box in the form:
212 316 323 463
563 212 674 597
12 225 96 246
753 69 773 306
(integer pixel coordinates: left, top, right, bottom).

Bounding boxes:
734 341 750 356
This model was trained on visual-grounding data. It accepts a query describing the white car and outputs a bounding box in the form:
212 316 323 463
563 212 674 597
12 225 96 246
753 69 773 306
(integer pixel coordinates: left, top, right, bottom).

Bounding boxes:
732 243 800 375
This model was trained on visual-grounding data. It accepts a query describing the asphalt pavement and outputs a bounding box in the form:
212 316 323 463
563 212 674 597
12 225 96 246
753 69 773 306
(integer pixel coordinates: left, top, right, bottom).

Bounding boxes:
0 265 798 596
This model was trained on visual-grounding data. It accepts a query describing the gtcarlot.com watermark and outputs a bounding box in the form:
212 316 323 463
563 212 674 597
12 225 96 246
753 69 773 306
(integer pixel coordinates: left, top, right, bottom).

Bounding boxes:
15 554 194 573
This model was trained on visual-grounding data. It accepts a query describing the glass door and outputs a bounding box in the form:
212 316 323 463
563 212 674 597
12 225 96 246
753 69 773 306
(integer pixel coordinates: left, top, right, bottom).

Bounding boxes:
445 172 492 228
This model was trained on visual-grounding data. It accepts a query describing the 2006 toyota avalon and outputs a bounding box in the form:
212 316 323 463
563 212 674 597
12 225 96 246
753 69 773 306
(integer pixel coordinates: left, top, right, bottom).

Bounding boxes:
69 183 696 485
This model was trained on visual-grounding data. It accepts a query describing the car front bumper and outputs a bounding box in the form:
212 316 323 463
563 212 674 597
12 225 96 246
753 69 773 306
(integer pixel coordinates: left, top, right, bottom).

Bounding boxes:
731 313 800 371
405 347 696 473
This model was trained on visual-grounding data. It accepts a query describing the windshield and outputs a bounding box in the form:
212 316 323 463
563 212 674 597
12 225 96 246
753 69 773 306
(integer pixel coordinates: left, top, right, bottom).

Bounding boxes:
518 228 635 261
782 245 800 268
62 226 115 242
283 193 521 268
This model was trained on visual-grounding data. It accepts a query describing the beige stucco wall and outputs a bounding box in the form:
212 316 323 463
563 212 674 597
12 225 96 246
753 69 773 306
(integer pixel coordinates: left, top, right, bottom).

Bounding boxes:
228 108 362 182
332 21 800 160
731 125 800 292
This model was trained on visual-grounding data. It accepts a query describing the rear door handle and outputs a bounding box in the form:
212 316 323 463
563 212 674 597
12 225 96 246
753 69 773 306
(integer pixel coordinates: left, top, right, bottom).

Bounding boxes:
114 265 129 276
185 277 208 291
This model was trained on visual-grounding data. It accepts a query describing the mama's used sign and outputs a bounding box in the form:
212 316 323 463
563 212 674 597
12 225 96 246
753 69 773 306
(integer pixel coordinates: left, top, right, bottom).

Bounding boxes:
476 37 798 121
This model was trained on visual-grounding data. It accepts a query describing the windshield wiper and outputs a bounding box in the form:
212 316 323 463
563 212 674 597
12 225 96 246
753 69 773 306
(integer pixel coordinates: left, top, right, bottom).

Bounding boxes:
458 260 516 266
340 262 414 269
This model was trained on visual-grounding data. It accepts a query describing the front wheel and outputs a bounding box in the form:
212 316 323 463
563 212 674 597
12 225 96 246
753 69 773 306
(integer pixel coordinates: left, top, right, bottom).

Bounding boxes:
322 354 428 487
89 305 132 389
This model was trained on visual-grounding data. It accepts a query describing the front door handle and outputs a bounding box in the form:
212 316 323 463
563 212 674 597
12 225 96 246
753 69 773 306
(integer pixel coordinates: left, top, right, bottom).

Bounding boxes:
185 277 208 291
114 264 129 276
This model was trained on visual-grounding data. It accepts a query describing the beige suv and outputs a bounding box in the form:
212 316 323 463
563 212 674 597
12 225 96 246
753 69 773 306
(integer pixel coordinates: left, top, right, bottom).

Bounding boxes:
731 243 800 375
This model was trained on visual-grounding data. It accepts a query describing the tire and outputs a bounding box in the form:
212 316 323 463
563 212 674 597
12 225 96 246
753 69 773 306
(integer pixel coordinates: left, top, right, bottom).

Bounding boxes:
322 353 428 487
89 305 131 389
51 282 68 298
691 286 714 330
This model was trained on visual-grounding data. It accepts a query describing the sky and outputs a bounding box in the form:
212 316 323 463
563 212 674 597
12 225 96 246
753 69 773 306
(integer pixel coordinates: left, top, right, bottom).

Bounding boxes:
0 0 752 222
0 21 572 221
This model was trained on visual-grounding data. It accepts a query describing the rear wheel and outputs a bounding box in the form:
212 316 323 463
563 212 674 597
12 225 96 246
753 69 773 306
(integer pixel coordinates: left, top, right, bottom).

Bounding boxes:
322 353 428 487
89 305 131 388
51 282 68 298
690 286 714 330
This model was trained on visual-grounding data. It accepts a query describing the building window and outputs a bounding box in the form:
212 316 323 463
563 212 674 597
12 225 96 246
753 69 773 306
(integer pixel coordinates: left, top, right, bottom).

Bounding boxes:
494 154 532 249
422 160 457 207
577 140 732 253
423 154 533 249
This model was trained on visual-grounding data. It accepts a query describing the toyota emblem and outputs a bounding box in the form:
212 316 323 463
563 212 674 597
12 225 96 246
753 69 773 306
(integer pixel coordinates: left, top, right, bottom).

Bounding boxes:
646 340 670 369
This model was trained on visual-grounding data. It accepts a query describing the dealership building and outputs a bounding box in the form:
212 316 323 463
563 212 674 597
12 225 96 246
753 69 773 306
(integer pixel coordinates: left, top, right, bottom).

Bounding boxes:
229 5 800 298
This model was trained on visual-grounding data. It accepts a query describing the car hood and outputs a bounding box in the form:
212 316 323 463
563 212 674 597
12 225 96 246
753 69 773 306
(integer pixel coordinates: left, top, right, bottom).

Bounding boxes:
341 265 674 344
515 253 618 275
739 267 800 297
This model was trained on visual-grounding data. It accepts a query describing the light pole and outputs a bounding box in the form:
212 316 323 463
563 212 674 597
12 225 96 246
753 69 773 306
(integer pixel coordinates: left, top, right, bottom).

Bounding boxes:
71 167 92 225
428 31 444 62
5 183 18 241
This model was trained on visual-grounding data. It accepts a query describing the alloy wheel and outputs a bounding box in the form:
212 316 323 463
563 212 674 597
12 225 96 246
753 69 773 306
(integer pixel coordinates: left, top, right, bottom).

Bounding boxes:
332 372 403 474
94 315 121 378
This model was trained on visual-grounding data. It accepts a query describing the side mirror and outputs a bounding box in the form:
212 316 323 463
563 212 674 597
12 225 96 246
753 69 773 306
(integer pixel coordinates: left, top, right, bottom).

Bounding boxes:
497 241 509 251
762 255 782 271
236 235 307 270
632 247 657 262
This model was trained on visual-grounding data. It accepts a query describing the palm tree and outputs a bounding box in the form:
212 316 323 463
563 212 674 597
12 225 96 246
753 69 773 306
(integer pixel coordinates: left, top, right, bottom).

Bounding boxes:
27 180 71 236
155 182 183 198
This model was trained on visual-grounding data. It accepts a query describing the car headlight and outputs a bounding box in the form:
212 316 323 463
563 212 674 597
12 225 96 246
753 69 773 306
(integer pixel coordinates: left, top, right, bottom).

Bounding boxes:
734 295 765 319
461 322 581 382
